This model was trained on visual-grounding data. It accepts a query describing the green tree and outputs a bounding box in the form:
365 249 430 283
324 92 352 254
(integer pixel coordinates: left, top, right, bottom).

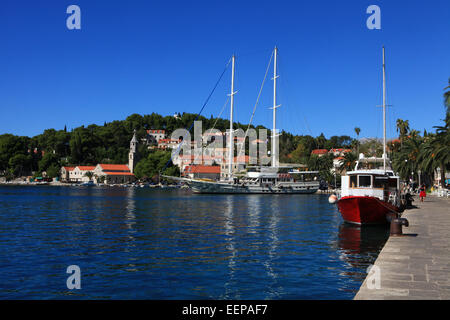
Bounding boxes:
339 152 357 173
38 152 60 173
354 127 361 155
84 171 94 181
9 154 32 177
308 153 333 184
134 150 180 180
396 119 410 146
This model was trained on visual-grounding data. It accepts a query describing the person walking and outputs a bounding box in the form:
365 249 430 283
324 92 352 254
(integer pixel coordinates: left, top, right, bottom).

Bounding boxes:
419 184 426 202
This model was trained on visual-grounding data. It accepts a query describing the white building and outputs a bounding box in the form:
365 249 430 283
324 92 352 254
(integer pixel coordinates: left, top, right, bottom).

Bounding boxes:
92 164 135 184
70 166 96 182
146 129 166 145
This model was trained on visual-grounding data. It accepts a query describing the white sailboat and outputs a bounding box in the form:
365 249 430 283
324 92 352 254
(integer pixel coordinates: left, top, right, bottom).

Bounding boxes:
164 47 320 194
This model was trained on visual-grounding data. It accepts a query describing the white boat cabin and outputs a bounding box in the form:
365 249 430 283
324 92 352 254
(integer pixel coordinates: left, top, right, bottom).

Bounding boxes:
341 155 401 206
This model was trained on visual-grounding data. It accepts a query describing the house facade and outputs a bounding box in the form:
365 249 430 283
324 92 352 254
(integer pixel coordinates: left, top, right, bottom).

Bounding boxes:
69 166 96 182
60 166 75 182
146 129 166 145
93 164 135 184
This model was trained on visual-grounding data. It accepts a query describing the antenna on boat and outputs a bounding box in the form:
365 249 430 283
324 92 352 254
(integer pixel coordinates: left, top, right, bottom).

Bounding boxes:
228 55 236 179
271 46 280 168
382 46 386 172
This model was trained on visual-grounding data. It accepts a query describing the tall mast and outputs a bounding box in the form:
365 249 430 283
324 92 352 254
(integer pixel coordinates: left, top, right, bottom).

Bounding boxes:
382 46 386 172
272 47 280 167
228 55 236 178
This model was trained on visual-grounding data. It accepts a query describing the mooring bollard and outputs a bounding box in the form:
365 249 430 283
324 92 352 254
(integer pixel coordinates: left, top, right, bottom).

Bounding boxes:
390 217 409 236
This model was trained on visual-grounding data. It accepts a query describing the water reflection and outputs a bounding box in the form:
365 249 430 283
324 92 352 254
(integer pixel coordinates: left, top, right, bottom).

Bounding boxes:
223 196 236 299
337 223 389 279
0 186 389 299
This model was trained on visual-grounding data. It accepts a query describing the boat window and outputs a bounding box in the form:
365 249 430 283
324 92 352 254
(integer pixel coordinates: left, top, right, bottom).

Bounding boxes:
373 176 388 188
358 175 371 188
350 175 357 188
388 178 398 188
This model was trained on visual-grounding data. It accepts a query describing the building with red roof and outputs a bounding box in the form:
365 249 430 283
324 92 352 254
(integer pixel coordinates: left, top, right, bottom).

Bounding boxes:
145 129 167 145
93 164 136 184
69 166 96 182
311 149 329 156
60 166 75 182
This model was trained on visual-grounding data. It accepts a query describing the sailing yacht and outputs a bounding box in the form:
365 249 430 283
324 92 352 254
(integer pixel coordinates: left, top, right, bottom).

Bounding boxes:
164 47 320 194
337 47 403 224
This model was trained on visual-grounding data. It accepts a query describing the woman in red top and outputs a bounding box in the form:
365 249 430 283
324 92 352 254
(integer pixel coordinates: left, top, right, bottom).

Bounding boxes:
419 185 426 202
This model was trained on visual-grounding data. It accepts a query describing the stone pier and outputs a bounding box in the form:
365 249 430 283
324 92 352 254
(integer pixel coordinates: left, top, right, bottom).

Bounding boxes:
355 195 450 300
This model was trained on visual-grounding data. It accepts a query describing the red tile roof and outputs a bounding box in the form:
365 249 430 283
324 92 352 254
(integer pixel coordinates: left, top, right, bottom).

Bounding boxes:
77 166 96 171
99 164 130 171
311 149 328 155
63 166 75 171
103 171 135 176
184 165 221 174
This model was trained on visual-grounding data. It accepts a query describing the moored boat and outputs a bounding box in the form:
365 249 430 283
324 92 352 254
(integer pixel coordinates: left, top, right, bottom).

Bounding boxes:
164 47 320 194
337 156 402 224
336 47 403 225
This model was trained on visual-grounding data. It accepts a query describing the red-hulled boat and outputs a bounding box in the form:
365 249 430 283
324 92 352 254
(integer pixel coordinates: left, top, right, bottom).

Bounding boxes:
337 157 403 225
337 47 403 225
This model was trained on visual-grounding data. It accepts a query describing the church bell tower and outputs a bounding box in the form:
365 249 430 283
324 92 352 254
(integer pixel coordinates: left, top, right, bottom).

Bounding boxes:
129 129 138 173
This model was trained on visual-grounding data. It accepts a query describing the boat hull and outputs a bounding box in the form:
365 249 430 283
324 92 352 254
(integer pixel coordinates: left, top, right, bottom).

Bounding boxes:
337 196 400 225
188 180 319 194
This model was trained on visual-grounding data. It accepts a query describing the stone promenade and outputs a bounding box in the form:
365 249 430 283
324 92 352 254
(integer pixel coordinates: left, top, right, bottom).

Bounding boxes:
355 195 450 300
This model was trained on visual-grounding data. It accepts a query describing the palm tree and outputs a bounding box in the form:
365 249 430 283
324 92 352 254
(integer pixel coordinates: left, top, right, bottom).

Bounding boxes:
392 133 422 181
308 154 333 184
354 127 361 156
396 119 410 146
84 171 94 182
444 78 450 111
339 152 357 173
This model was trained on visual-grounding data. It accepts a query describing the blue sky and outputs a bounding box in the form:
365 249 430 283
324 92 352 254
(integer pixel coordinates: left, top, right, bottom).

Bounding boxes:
1 0 449 140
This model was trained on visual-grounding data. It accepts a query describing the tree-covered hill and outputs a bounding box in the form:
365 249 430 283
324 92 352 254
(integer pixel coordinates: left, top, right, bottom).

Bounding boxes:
0 112 356 180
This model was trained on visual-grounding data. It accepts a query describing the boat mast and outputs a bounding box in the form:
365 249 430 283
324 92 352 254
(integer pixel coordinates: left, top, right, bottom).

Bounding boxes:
272 47 280 167
382 46 386 172
228 55 236 178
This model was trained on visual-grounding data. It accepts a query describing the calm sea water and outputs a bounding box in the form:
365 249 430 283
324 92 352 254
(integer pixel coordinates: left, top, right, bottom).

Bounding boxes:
0 185 389 299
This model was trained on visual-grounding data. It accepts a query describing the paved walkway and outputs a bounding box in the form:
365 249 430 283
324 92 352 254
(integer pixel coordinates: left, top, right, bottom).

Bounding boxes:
355 195 450 300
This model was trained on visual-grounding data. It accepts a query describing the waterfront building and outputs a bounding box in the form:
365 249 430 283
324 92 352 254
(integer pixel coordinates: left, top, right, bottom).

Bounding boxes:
70 166 96 182
60 166 75 182
92 164 135 184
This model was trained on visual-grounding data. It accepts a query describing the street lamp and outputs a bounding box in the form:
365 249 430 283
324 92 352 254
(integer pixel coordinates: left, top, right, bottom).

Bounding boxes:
418 169 421 187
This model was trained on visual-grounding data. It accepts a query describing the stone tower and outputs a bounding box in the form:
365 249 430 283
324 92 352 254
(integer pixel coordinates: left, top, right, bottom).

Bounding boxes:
128 129 138 173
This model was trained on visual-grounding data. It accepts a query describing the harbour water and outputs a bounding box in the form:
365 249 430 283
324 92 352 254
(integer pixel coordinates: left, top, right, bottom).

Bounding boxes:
0 186 389 299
